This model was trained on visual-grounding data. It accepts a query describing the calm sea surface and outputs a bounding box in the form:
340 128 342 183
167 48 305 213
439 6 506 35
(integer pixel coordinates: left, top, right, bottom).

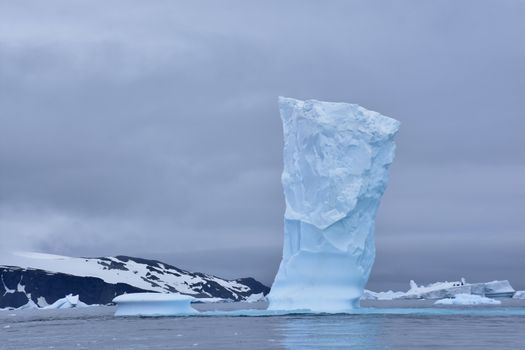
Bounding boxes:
2 300 525 349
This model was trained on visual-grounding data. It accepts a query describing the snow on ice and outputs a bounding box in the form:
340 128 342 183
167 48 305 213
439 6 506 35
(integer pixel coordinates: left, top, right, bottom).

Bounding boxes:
113 293 196 316
514 291 525 299
363 279 516 300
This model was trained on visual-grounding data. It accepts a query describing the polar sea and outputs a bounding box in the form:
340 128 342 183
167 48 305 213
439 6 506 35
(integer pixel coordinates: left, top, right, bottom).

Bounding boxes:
2 300 525 350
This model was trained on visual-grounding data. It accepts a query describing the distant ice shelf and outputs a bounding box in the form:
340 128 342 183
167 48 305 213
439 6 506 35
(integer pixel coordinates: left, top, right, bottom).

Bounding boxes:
43 294 91 309
362 279 516 300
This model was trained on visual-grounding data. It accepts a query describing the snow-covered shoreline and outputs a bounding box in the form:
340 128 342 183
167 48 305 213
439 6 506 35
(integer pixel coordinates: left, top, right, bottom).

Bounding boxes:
0 251 270 310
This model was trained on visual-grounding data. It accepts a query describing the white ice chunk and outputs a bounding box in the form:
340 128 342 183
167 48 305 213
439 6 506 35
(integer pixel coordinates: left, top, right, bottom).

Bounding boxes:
46 295 86 309
268 97 399 313
36 296 48 307
362 289 406 300
113 293 197 316
434 294 501 305
513 291 525 299
11 295 91 310
43 294 89 309
244 292 266 303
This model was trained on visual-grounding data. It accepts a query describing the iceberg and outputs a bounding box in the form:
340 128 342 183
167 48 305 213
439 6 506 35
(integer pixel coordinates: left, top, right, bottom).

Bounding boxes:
14 294 91 310
480 280 515 298
361 289 405 301
434 294 501 306
268 97 400 312
113 293 197 316
43 294 90 309
362 279 516 300
244 292 266 303
513 291 525 299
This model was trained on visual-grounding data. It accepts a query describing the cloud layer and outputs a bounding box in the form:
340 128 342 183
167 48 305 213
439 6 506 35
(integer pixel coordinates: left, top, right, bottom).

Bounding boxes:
1 0 524 289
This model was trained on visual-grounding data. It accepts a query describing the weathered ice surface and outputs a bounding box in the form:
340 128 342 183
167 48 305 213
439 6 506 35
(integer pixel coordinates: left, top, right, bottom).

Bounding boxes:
434 294 501 306
268 97 400 312
514 291 525 299
113 293 196 316
363 279 516 301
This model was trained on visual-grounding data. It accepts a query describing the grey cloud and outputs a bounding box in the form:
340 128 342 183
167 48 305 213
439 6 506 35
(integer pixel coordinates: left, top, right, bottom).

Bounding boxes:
0 0 524 290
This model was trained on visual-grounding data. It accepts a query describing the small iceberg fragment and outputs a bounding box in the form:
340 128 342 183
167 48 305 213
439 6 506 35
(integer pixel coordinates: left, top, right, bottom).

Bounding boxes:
362 279 516 300
513 291 525 299
113 293 197 316
15 294 90 310
43 294 89 309
361 290 406 300
244 292 266 303
434 294 501 306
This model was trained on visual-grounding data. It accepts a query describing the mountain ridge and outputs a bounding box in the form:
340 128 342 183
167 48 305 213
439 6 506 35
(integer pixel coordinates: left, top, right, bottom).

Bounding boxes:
0 252 270 309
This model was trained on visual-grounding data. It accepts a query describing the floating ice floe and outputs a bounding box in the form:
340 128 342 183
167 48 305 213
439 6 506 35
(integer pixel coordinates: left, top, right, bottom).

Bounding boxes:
361 290 406 300
434 294 501 306
113 293 197 316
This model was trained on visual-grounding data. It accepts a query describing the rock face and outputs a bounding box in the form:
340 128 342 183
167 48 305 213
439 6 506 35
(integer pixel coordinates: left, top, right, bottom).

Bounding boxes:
268 97 399 312
0 266 145 309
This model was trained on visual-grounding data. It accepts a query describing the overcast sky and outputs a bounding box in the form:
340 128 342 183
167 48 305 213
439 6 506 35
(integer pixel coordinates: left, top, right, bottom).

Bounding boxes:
1 0 524 291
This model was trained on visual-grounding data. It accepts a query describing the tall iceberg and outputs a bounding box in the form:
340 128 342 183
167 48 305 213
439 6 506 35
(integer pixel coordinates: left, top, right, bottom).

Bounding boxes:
268 97 400 312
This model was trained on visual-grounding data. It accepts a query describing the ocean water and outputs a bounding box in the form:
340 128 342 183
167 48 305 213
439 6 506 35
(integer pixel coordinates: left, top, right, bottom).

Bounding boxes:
2 300 525 349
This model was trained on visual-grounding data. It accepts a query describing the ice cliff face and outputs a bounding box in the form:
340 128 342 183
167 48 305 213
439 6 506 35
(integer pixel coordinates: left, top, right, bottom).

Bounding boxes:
268 97 400 312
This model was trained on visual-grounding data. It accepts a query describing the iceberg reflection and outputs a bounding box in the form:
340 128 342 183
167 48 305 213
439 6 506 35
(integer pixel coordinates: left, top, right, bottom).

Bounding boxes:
278 315 381 349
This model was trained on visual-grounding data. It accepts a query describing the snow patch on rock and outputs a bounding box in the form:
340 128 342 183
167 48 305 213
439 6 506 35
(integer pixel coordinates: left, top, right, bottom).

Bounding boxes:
43 294 91 309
